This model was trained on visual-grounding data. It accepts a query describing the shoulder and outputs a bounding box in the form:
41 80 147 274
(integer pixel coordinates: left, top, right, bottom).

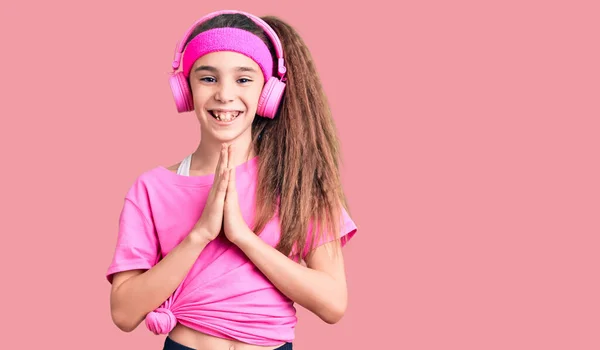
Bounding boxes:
122 165 174 200
164 161 181 173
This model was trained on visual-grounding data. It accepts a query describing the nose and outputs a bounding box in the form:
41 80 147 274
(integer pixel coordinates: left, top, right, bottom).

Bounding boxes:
214 80 235 103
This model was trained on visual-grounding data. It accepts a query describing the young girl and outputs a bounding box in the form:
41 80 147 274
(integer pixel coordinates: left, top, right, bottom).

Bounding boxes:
106 9 357 350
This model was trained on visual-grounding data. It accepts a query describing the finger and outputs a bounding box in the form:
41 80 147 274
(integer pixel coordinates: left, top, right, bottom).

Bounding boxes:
220 144 229 187
224 168 235 207
228 143 234 168
215 144 226 179
216 143 224 169
223 144 230 169
227 167 237 195
209 144 227 199
226 146 236 198
216 143 228 184
217 167 229 196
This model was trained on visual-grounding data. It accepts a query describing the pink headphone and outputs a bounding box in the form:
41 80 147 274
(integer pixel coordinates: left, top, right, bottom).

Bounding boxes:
169 10 288 118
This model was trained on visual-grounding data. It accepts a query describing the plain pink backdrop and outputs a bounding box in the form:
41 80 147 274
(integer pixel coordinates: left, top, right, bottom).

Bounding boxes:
1 0 599 349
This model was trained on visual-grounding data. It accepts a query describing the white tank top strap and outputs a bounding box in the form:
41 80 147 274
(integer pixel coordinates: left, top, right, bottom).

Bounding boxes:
176 154 193 176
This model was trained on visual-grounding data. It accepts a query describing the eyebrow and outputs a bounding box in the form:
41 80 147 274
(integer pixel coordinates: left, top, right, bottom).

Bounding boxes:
194 65 259 74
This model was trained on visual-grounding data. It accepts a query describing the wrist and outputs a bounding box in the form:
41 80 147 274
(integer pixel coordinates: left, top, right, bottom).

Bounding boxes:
187 228 213 247
232 226 256 249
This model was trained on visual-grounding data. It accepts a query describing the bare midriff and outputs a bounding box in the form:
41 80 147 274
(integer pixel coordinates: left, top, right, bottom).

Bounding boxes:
168 324 285 350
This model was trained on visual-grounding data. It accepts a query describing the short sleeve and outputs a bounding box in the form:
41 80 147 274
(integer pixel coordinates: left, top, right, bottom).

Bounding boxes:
302 206 357 258
105 196 160 283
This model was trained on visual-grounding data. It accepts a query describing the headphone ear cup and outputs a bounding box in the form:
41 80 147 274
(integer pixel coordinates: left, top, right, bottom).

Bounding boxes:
257 77 286 119
169 72 194 113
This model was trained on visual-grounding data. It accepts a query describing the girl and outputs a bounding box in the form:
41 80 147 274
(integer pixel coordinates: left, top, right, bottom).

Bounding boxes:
106 9 357 350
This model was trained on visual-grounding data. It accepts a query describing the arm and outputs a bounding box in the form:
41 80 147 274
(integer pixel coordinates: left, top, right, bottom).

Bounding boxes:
109 231 210 332
110 144 233 332
233 229 348 324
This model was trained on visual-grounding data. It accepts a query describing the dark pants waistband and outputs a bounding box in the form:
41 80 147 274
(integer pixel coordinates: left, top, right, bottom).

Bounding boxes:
163 336 293 350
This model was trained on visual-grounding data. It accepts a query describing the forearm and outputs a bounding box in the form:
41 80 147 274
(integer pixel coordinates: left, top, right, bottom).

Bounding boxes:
110 231 209 331
234 228 347 324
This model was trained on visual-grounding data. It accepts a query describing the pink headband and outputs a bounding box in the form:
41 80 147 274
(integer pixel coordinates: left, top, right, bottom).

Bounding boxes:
182 27 274 82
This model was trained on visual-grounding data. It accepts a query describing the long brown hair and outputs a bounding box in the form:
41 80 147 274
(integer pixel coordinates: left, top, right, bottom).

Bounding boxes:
185 13 349 258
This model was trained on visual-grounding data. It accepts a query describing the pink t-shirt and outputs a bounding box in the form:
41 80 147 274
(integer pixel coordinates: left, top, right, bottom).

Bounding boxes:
106 156 357 345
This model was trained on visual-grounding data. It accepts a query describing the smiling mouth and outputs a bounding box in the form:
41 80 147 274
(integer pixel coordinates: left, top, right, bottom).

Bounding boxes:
208 110 242 122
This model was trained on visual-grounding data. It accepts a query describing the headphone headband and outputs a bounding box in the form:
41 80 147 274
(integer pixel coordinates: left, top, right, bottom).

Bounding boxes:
171 10 287 79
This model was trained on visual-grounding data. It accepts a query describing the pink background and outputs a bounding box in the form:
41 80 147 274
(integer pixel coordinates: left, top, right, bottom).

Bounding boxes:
1 0 599 349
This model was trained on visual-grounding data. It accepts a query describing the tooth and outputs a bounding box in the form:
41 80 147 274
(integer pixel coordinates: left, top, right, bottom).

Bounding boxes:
211 111 240 122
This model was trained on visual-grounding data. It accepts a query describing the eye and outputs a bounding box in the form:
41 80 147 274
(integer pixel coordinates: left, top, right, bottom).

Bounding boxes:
200 77 216 83
238 78 253 84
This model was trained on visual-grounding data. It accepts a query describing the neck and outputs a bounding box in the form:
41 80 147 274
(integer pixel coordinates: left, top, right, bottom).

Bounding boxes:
192 134 256 175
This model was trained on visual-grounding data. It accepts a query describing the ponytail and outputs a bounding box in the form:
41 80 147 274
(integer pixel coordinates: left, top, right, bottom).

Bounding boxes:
251 16 348 258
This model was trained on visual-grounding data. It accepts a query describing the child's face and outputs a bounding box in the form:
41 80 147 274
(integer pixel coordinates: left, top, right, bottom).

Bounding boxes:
189 51 265 145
